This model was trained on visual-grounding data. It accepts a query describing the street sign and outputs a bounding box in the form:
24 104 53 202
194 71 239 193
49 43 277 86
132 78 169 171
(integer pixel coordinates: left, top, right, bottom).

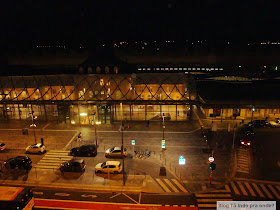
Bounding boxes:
179 156 186 165
208 157 215 162
161 140 165 148
131 140 135 145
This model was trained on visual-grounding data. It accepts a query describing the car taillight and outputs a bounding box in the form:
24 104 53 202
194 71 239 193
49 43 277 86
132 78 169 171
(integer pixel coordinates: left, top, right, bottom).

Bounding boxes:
241 142 244 144
247 143 251 145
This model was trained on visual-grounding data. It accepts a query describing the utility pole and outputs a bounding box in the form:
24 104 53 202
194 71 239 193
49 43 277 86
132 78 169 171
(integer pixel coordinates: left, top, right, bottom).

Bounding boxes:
121 122 125 186
30 111 37 144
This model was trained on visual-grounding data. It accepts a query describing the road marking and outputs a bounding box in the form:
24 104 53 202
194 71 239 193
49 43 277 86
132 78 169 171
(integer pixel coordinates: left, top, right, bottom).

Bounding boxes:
197 199 232 202
260 184 273 199
54 193 70 197
33 191 44 195
237 181 248 196
225 185 230 192
156 178 171 192
196 194 232 197
63 131 80 151
268 185 280 199
42 122 51 130
81 194 97 198
234 177 280 185
244 182 256 196
230 181 240 195
171 179 188 192
198 204 217 207
252 183 265 197
164 179 179 192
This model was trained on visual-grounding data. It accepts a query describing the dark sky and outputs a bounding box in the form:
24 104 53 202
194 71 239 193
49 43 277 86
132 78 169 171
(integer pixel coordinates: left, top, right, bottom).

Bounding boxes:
3 0 280 47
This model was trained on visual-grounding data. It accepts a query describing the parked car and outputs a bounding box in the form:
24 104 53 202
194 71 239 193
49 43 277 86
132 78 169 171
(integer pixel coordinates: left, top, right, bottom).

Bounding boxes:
59 159 86 173
4 156 32 170
239 124 255 138
105 147 127 158
95 161 122 174
70 145 97 157
248 120 270 128
269 120 280 127
0 143 6 151
26 143 46 154
240 135 253 147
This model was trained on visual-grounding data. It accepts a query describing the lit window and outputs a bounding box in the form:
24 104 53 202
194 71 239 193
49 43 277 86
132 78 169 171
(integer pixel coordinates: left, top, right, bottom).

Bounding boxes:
183 68 187 70
165 68 169 70
192 68 196 70
138 68 142 70
161 68 164 70
179 68 182 70
108 88 110 94
167 87 170 92
215 68 218 70
156 68 160 70
100 79 104 86
219 68 223 70
106 82 110 86
95 91 98 95
101 91 104 95
147 68 151 70
202 68 205 70
188 68 191 70
174 68 178 70
170 68 173 70
197 68 200 70
89 91 93 98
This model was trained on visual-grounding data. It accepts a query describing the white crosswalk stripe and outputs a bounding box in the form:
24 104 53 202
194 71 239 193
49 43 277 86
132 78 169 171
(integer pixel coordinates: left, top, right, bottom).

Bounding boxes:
154 178 188 193
36 150 72 169
236 147 251 174
195 192 233 209
228 181 280 200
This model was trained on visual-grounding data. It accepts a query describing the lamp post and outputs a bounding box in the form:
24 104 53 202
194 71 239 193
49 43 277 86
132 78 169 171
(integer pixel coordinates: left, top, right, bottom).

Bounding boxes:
251 107 255 122
162 113 165 140
30 111 37 144
121 122 125 186
92 113 98 146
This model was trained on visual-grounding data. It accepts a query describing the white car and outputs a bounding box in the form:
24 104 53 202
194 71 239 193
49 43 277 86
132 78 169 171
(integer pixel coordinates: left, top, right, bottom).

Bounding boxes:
26 143 46 154
0 143 6 151
95 161 122 174
269 120 280 127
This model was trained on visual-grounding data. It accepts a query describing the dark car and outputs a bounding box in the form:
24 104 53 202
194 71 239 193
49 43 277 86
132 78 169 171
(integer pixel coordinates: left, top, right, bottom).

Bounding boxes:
59 159 86 173
239 124 255 138
4 156 32 170
248 120 270 128
70 145 97 157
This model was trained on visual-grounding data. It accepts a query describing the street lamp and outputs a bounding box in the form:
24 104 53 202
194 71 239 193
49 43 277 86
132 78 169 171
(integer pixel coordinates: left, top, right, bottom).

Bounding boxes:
92 113 98 146
30 111 37 144
121 122 125 186
162 113 165 140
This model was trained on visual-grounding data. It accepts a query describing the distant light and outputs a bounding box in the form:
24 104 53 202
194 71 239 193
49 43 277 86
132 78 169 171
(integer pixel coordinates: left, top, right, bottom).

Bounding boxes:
71 120 75 124
80 113 87 116
96 121 101 125
239 65 241 68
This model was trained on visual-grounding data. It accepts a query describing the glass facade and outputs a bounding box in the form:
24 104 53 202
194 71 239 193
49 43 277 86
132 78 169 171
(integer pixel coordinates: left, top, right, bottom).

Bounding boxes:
0 73 196 124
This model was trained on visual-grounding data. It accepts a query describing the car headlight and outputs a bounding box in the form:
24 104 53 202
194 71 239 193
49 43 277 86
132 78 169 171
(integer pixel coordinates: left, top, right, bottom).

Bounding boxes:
241 142 244 144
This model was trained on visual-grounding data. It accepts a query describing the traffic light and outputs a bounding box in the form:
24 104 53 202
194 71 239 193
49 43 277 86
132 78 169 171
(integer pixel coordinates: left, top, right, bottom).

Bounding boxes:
210 163 216 171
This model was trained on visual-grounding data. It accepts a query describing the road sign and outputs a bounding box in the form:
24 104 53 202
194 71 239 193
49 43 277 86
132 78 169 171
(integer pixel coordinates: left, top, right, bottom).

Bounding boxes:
131 140 135 145
179 156 186 165
161 140 165 148
208 157 215 162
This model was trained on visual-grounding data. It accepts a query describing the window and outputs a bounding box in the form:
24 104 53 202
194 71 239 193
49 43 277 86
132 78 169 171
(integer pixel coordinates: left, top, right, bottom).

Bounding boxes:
95 91 98 95
100 79 104 86
101 91 104 95
45 87 48 92
108 88 110 94
167 87 170 92
89 91 93 98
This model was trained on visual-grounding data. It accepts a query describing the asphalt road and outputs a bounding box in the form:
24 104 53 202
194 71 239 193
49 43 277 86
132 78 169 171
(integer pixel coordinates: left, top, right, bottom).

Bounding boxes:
32 187 196 209
252 127 280 181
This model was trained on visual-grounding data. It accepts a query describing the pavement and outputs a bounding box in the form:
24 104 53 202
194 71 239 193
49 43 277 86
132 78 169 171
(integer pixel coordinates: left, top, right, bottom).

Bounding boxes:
0 117 278 194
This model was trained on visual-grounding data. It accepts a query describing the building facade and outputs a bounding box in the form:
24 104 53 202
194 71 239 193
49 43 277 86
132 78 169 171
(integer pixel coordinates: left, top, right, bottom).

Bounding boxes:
0 73 197 124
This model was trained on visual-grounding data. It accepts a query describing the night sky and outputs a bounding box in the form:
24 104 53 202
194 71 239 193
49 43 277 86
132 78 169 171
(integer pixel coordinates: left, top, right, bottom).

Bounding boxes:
3 0 280 48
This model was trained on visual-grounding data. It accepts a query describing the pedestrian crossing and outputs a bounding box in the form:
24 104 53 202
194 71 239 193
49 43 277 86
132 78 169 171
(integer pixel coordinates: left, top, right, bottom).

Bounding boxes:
154 178 188 193
227 181 280 200
36 150 72 169
195 192 233 210
236 147 251 173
